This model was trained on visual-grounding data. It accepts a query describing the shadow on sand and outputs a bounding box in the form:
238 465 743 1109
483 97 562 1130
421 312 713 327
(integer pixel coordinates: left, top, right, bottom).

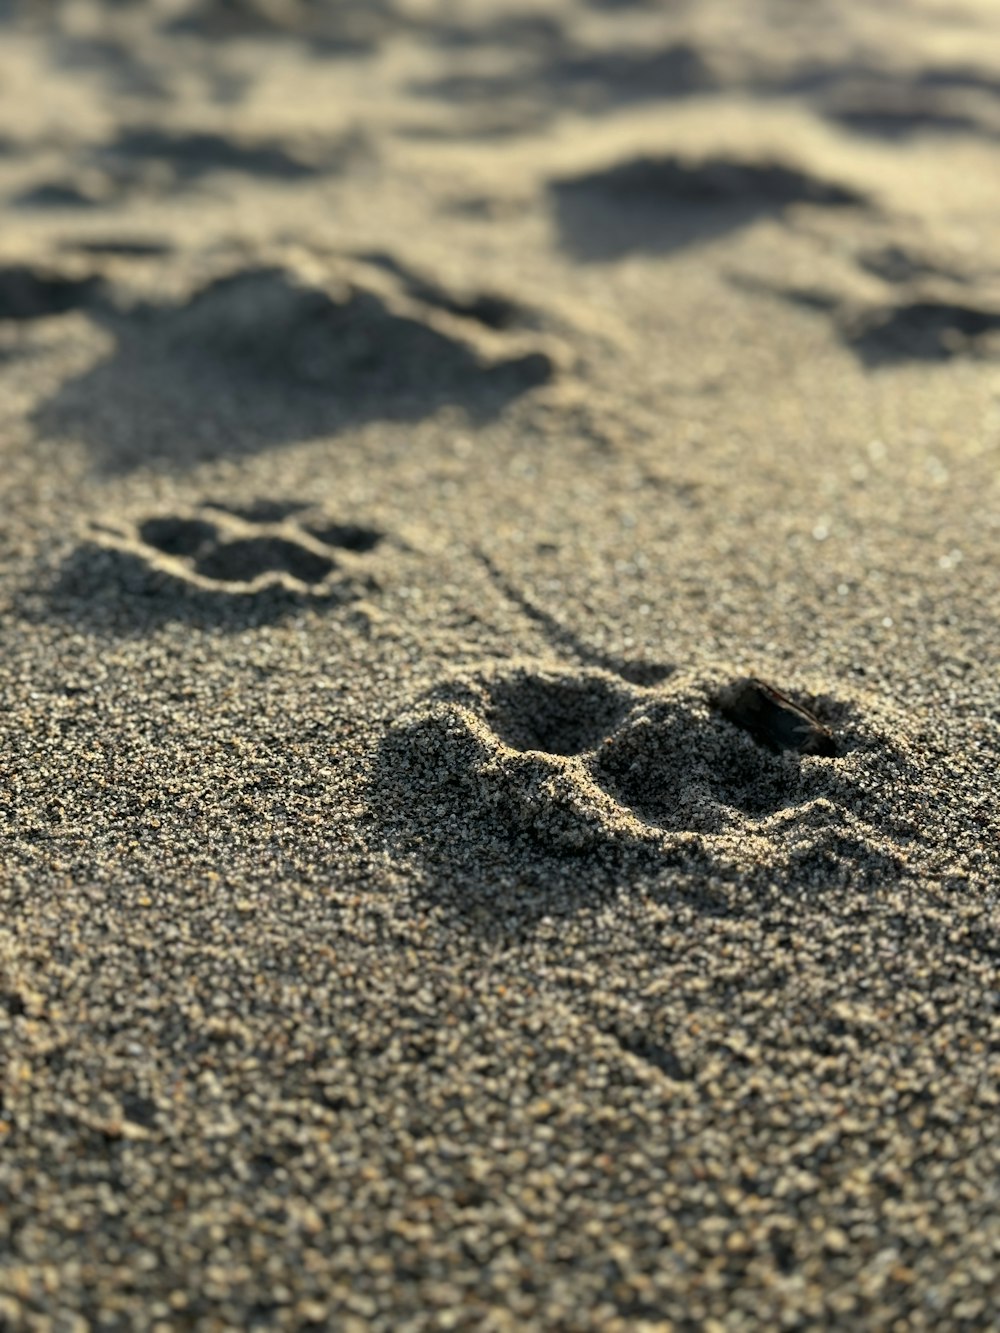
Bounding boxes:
33 266 553 472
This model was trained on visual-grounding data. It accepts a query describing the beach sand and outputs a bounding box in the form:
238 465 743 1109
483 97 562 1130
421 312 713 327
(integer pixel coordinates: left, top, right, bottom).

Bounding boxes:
0 1 998 1327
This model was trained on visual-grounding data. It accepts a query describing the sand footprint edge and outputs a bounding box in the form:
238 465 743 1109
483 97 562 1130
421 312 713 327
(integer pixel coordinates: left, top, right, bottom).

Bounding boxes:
372 662 915 889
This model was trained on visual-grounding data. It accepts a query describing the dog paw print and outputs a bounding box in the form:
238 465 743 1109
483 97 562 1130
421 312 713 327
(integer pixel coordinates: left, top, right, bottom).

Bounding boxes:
373 664 915 903
84 501 385 607
136 515 344 589
34 262 557 472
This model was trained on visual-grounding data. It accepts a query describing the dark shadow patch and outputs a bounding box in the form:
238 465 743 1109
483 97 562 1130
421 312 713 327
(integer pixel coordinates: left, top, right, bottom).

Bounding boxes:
431 14 566 53
486 671 633 756
817 71 997 141
99 126 328 182
193 536 334 584
205 500 310 524
550 155 865 261
543 41 715 107
52 34 169 100
24 126 364 211
740 61 1000 148
13 179 112 210
138 515 219 558
726 271 839 315
857 244 968 286
735 278 1000 367
0 265 104 320
412 286 525 331
912 65 1000 95
166 0 404 53
847 300 1000 364
1 989 27 1018
782 836 905 890
614 661 675 687
414 38 1000 144
448 293 524 330
119 1092 159 1130
301 521 383 553
826 106 984 139
40 541 360 633
356 251 532 330
0 341 44 370
166 0 290 39
62 237 174 258
398 109 554 143
34 266 554 472
607 1027 689 1081
412 39 714 120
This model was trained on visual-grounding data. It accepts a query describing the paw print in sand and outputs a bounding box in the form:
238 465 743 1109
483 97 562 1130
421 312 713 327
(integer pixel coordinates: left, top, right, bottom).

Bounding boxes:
120 501 382 594
53 500 386 628
374 663 913 908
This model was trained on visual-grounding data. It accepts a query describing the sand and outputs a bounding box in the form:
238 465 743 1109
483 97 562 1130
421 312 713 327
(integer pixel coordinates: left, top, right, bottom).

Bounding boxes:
0 1 998 1328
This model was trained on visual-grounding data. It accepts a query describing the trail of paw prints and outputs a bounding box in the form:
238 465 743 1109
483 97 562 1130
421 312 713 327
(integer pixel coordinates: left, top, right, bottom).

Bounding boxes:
372 663 921 920
48 501 386 629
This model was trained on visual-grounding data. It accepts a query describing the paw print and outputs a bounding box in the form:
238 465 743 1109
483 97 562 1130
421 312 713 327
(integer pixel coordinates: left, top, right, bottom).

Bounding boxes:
373 663 911 912
69 500 387 621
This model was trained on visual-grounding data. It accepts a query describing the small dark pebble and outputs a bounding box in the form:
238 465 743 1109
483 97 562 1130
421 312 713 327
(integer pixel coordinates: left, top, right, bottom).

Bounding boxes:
714 677 837 757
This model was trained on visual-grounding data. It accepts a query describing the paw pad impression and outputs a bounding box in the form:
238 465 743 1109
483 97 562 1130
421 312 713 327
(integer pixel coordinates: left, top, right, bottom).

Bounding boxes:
94 501 385 599
378 663 912 885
